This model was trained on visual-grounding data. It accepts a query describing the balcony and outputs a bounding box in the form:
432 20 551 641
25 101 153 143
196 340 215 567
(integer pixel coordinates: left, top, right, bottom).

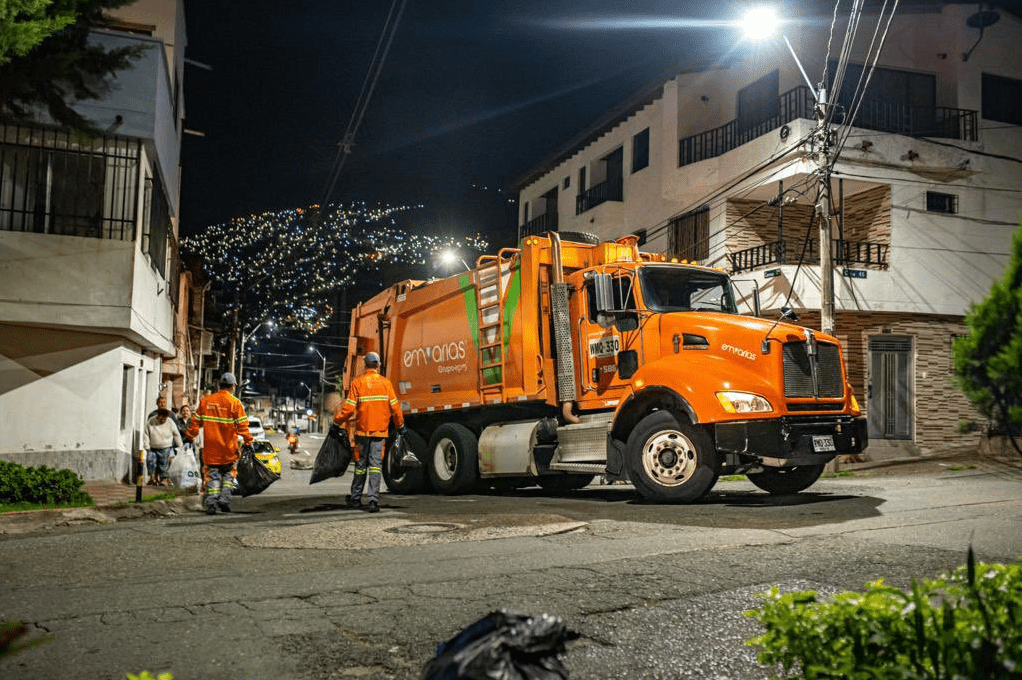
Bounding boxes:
576 177 623 215
519 211 559 239
679 85 978 166
728 238 889 274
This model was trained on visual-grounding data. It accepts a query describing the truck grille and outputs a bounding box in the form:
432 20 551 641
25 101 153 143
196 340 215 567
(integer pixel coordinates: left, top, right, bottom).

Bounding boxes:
783 341 843 398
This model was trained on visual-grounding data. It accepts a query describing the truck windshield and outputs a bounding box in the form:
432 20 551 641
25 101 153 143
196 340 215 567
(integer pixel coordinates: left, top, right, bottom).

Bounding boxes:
638 265 737 314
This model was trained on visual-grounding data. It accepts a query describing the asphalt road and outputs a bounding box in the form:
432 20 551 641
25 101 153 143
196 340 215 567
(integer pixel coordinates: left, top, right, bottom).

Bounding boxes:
1 434 1020 680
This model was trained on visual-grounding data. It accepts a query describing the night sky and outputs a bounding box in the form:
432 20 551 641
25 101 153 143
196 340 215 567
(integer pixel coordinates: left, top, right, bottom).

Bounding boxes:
179 1 735 244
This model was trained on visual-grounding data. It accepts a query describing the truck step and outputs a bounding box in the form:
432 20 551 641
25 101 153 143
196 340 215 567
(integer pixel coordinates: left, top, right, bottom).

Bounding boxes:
548 462 607 474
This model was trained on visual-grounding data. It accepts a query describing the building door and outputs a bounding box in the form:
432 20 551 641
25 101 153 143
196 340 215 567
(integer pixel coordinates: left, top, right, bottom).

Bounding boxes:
868 337 912 440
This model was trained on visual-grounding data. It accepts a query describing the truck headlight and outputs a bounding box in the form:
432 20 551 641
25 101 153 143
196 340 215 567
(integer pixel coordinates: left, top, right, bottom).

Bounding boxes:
716 391 773 414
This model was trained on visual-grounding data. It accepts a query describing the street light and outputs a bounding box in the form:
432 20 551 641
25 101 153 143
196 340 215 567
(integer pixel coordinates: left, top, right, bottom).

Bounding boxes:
741 8 836 335
440 249 470 271
238 319 274 391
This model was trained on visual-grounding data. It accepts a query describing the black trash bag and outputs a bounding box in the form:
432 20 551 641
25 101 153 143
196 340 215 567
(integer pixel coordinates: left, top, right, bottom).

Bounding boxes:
421 610 578 680
310 424 353 484
235 446 280 497
393 432 422 468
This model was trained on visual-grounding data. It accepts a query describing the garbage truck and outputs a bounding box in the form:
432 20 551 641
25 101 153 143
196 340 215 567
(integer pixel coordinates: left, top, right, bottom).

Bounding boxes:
342 232 867 503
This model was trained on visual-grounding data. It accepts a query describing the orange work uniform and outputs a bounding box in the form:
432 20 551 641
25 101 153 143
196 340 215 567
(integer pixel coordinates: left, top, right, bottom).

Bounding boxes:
185 388 254 465
334 368 404 437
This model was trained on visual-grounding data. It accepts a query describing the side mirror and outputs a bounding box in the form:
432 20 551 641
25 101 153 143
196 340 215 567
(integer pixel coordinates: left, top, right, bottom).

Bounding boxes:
614 312 639 332
593 273 615 312
617 350 639 379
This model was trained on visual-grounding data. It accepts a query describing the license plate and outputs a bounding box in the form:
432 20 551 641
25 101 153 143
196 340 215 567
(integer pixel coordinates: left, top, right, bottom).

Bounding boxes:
812 435 836 452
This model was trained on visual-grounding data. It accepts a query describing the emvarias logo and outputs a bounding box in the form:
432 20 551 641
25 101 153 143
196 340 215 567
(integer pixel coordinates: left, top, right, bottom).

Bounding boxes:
403 341 468 368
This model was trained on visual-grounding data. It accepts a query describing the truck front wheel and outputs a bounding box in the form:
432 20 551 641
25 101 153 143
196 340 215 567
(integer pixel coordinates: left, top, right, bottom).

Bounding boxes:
427 423 479 494
625 411 717 503
383 429 429 494
747 464 825 494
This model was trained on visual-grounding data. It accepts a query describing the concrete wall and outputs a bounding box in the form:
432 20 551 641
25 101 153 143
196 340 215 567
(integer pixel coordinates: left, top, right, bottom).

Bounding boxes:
0 329 161 480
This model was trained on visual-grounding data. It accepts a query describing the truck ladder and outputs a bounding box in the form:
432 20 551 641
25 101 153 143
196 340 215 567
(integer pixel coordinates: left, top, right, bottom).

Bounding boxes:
474 253 512 399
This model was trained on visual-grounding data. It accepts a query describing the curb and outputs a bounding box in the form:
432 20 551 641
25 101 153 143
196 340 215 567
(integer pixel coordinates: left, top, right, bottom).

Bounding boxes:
0 496 201 536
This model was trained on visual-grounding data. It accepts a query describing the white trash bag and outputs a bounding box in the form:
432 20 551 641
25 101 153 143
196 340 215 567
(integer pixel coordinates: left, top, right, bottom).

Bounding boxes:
169 448 201 492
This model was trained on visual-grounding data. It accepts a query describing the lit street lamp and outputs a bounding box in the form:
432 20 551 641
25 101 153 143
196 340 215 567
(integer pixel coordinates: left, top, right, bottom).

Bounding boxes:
440 249 470 271
238 319 274 392
740 7 835 335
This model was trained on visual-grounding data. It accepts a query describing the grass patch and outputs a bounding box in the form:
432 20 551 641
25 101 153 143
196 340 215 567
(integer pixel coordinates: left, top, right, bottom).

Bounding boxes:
718 474 746 482
821 470 855 478
114 488 187 506
944 464 977 471
0 498 94 513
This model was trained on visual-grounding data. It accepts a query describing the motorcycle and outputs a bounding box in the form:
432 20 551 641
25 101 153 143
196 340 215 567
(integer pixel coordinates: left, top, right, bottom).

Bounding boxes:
286 432 299 455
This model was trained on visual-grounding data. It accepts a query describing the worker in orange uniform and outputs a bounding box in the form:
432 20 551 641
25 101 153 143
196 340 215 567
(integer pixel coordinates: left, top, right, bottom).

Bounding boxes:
334 352 405 513
184 372 254 515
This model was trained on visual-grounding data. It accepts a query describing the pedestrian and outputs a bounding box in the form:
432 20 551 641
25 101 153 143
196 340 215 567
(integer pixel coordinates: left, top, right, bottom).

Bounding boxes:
183 372 254 515
178 404 197 460
143 408 183 486
149 394 183 433
333 351 406 513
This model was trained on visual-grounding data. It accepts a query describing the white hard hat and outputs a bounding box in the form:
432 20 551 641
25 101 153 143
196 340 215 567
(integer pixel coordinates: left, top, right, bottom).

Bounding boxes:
364 352 381 367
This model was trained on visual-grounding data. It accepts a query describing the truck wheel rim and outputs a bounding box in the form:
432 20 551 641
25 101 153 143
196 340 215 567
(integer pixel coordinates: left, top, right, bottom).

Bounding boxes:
641 429 697 487
433 438 457 482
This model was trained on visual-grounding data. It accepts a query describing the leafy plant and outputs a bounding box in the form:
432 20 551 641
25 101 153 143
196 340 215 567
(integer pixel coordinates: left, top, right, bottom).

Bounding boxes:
953 221 1022 457
0 620 48 658
126 672 172 680
746 548 1022 679
0 460 93 506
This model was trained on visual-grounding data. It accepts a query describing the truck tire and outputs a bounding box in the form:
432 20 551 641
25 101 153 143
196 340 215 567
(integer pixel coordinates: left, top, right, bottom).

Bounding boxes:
427 423 479 494
537 474 595 492
747 464 825 494
625 411 718 502
383 430 429 494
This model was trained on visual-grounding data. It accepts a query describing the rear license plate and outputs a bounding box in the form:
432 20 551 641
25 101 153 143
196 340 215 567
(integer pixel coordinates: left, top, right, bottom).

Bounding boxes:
812 435 836 452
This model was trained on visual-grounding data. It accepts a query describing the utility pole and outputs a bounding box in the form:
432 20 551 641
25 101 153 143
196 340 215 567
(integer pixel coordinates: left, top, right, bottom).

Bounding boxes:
814 91 836 336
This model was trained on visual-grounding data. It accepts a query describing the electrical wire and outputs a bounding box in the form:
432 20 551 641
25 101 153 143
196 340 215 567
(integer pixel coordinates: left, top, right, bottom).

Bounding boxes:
319 0 409 207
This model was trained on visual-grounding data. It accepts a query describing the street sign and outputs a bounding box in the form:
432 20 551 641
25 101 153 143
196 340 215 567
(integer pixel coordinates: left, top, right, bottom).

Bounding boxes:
843 269 867 279
764 269 781 278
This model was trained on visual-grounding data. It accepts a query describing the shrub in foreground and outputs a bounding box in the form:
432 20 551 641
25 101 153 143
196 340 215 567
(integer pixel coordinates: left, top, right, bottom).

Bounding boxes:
0 460 93 506
746 549 1022 679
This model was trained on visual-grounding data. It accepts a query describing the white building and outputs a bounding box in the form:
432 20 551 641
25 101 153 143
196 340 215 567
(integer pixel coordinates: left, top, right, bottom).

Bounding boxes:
0 0 187 480
515 4 1022 453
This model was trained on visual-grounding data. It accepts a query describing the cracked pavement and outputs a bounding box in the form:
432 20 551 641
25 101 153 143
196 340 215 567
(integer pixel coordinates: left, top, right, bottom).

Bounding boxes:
1 466 1020 680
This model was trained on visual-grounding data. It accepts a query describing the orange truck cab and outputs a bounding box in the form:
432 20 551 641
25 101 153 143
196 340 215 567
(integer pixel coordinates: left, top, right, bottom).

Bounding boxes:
343 232 867 503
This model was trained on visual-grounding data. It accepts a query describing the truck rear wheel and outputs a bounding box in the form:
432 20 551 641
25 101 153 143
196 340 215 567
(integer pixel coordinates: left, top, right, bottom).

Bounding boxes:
747 464 825 494
625 411 717 503
383 429 429 494
427 423 479 494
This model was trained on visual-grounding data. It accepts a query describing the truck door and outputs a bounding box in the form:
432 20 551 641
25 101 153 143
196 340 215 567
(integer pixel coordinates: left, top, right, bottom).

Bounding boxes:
577 272 641 398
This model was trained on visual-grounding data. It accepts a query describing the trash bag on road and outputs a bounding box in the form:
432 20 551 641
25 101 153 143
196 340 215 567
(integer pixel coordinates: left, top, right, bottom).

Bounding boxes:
236 446 280 497
168 448 200 492
310 425 353 484
393 432 422 468
421 610 578 680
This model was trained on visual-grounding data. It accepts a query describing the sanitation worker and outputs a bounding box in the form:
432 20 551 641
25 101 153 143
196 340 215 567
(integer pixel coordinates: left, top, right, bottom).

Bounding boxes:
334 351 405 513
184 372 254 515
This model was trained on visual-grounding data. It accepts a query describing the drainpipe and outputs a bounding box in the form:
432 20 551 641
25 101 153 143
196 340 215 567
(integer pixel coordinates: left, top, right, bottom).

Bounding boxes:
549 232 581 424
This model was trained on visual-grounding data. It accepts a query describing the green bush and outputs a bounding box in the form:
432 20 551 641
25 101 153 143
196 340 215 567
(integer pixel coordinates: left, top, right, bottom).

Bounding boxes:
0 460 93 506
746 549 1022 679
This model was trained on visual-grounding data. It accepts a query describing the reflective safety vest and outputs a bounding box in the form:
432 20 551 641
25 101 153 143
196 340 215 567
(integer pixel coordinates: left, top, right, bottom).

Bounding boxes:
334 369 404 438
186 389 253 465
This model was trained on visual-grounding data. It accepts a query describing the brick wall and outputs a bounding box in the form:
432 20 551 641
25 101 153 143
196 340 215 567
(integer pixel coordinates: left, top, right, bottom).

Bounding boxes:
835 311 984 452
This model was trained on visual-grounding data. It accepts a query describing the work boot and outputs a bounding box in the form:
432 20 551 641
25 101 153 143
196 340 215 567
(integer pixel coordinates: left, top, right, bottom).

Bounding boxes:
345 495 361 509
218 501 232 513
367 500 379 513
205 504 219 516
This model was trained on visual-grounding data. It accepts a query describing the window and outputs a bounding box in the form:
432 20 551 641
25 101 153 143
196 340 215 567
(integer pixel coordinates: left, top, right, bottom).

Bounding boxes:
578 166 586 192
632 229 647 246
586 275 636 322
668 206 709 261
563 176 570 190
141 172 170 277
632 128 650 173
121 366 133 430
639 266 737 314
926 191 958 214
0 125 139 238
982 73 1022 125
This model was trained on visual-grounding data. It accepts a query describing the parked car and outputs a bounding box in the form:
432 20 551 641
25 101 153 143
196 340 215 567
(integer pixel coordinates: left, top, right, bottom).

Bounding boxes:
247 417 267 440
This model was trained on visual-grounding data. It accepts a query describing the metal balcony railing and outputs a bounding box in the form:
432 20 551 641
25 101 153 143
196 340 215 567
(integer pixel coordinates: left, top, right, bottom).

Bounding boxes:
575 177 623 215
728 238 889 274
679 86 979 166
519 212 559 239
